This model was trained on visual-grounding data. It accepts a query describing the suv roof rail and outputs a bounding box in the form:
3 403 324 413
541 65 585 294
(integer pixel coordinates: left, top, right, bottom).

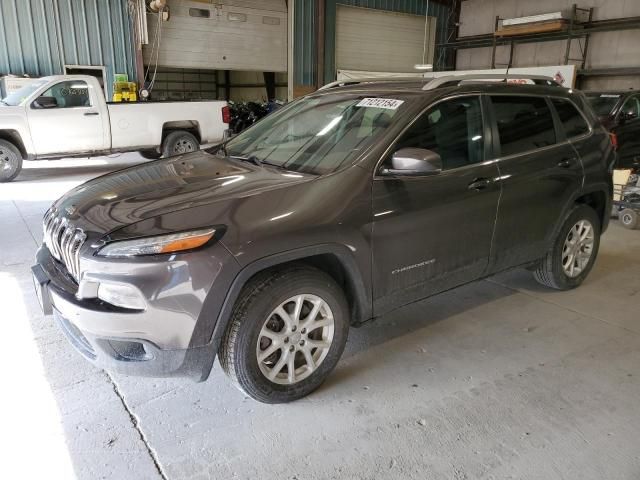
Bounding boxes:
422 73 561 90
319 76 424 91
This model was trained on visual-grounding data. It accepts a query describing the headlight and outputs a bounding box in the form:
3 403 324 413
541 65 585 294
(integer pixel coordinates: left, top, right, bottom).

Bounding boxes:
97 228 216 258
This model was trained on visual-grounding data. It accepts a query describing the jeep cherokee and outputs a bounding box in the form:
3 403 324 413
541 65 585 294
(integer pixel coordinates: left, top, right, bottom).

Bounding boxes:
32 75 614 403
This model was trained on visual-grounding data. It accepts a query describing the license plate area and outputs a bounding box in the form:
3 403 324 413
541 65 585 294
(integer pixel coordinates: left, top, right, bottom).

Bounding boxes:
31 264 53 315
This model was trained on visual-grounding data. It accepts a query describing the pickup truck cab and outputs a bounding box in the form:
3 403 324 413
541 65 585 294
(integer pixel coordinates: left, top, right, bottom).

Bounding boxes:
0 75 229 181
32 75 614 404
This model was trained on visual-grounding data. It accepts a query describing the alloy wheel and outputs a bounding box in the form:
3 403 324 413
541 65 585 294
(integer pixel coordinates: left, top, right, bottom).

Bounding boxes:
562 219 595 278
256 294 335 385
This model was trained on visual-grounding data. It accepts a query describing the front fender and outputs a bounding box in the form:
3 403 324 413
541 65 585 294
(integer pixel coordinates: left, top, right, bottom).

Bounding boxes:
199 243 372 360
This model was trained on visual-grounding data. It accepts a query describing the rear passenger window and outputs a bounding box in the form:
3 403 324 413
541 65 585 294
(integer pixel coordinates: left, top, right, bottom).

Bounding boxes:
491 96 556 156
551 98 590 138
392 96 484 170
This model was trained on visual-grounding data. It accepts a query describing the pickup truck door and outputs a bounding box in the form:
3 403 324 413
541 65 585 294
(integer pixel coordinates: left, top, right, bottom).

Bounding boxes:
371 95 501 316
27 79 107 156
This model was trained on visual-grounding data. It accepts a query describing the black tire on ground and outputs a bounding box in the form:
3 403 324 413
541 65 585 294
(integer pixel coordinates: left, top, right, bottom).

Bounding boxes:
161 130 199 158
533 204 601 290
219 266 350 404
138 149 161 160
0 139 23 183
619 208 638 230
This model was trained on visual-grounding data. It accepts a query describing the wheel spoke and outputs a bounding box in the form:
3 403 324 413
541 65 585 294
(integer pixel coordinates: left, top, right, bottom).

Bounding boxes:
302 347 315 371
306 339 331 350
258 342 280 362
275 306 294 329
287 351 296 383
267 351 288 381
292 295 304 326
305 317 333 332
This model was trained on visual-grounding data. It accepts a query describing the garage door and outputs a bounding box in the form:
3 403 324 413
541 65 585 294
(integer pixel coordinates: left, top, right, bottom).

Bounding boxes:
336 6 436 73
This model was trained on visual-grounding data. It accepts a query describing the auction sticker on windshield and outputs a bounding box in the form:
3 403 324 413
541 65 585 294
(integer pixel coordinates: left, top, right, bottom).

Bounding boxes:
356 98 404 110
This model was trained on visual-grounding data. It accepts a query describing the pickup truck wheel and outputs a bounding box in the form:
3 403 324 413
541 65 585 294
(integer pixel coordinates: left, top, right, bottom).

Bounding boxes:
219 266 350 403
139 149 161 160
619 209 638 229
533 204 600 290
0 139 23 183
162 131 199 157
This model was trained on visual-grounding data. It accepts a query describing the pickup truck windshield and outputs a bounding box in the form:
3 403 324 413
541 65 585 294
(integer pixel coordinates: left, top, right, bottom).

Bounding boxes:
224 95 405 175
1 79 48 106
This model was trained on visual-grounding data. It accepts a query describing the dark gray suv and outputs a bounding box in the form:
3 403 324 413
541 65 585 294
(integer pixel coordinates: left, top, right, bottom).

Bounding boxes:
32 75 615 403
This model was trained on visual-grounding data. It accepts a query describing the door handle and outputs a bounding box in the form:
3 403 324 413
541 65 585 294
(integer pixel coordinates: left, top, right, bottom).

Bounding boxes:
557 158 575 168
84 112 99 116
467 178 491 191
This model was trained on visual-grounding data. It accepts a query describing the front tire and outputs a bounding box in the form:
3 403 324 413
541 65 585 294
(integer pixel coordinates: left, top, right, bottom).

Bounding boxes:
161 130 199 158
219 266 350 403
533 204 601 290
0 139 23 182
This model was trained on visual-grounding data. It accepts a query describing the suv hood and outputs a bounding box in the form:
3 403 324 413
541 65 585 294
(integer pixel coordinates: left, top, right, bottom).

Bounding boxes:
52 150 314 235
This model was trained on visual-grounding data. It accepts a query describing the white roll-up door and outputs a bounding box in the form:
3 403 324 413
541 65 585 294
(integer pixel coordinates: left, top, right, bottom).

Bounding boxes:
336 5 436 74
144 0 287 72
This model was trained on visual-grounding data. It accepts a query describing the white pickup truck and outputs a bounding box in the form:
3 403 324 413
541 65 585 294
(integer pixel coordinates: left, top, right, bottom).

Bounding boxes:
0 75 229 182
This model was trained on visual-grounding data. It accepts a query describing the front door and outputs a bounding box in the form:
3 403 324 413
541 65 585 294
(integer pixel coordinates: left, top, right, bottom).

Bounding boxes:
371 95 501 316
27 80 106 156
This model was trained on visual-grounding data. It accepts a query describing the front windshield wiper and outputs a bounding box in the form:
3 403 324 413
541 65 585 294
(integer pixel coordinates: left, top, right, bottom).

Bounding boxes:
229 154 263 166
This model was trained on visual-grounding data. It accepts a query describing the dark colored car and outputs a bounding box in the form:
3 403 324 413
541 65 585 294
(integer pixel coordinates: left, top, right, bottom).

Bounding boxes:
586 90 640 170
32 77 614 403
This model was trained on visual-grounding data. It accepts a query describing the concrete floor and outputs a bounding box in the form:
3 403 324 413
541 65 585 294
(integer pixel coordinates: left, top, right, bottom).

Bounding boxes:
1 156 639 480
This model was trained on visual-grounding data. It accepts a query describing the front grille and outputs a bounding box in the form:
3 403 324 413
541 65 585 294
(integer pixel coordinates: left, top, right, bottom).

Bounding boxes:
43 208 86 282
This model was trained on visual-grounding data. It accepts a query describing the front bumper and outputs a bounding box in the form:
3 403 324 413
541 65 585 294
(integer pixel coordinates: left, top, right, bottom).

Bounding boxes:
33 242 239 381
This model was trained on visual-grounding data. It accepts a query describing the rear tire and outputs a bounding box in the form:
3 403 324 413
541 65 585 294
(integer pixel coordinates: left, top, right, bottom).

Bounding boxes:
161 130 199 158
219 266 350 403
619 209 638 229
138 149 161 160
0 139 23 182
533 204 600 290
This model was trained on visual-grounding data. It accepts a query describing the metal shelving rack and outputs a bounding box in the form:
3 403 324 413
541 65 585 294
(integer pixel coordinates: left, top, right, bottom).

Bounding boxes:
490 4 593 69
436 4 640 80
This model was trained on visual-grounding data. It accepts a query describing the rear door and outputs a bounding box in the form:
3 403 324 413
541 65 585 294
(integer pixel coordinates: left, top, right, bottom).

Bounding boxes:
488 95 584 272
371 95 501 316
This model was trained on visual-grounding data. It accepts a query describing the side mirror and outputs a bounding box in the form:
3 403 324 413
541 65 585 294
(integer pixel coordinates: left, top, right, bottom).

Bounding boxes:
619 111 637 124
382 148 442 176
33 96 58 109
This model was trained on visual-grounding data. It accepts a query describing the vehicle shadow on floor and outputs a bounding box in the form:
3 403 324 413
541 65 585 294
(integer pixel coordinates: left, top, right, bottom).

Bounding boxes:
324 274 524 389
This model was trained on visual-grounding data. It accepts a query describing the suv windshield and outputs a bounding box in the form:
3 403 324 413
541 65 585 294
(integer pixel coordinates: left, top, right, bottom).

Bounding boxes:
586 93 621 117
1 79 48 106
223 94 406 175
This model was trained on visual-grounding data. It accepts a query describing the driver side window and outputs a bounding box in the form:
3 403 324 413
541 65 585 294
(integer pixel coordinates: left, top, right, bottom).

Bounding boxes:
33 80 91 109
389 96 484 170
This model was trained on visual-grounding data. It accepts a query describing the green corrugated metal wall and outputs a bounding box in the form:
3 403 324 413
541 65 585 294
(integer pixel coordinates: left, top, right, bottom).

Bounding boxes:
294 0 453 86
0 0 136 98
